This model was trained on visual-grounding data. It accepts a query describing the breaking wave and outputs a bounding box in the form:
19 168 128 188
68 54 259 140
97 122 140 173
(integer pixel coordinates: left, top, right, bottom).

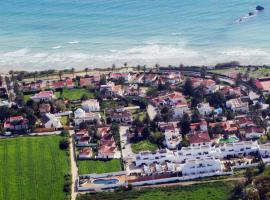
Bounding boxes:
1 45 270 72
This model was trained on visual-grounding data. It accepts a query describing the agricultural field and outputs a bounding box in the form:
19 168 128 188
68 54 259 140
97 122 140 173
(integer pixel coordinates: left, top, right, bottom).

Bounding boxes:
0 136 70 200
131 140 158 153
76 181 235 200
77 159 122 175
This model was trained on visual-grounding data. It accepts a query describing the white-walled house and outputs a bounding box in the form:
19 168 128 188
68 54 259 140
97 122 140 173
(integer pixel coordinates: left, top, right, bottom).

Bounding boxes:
164 127 182 149
173 103 189 118
197 103 213 116
74 108 101 126
81 99 100 112
41 113 62 129
226 98 249 113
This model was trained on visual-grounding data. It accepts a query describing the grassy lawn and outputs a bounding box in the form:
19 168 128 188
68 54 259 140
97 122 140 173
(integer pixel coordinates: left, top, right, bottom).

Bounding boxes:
132 110 147 122
60 116 69 126
210 67 270 78
100 100 121 110
0 136 70 200
77 181 235 200
131 140 158 153
58 88 94 100
24 94 33 102
77 159 122 175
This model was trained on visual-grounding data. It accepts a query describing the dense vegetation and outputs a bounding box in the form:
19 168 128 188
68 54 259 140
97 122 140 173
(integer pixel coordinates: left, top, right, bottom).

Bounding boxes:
76 181 235 200
0 136 70 200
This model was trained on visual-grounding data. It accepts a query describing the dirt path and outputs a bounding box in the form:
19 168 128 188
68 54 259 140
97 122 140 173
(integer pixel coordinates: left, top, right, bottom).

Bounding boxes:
69 130 78 200
135 177 245 189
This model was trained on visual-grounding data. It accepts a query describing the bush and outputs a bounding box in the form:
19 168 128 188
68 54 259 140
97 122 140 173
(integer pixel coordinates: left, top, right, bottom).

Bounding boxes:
59 139 70 150
63 180 71 193
60 130 69 137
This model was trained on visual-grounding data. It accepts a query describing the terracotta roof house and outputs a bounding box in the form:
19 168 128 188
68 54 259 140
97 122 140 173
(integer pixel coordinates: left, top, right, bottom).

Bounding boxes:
240 127 265 139
255 77 270 91
4 115 29 132
50 78 74 89
78 147 93 159
107 108 132 124
31 91 56 102
188 131 211 146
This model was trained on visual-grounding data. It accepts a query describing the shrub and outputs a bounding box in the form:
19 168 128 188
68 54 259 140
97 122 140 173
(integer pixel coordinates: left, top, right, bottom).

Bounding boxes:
59 139 70 150
60 130 69 137
63 180 71 193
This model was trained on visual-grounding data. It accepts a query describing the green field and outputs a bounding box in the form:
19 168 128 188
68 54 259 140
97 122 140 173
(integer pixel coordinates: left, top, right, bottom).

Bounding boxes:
0 136 70 200
131 140 158 153
59 88 95 100
77 159 122 175
210 67 270 78
76 181 235 200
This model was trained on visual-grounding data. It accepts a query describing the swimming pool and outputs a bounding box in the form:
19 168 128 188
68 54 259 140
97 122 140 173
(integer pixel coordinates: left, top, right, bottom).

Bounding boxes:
219 136 239 144
93 178 119 185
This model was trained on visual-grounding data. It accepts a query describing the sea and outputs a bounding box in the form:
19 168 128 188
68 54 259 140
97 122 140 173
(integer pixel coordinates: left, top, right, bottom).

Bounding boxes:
0 0 270 71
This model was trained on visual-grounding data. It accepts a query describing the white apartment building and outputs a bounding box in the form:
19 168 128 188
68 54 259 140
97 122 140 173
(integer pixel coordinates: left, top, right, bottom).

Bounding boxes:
182 157 222 176
219 141 259 157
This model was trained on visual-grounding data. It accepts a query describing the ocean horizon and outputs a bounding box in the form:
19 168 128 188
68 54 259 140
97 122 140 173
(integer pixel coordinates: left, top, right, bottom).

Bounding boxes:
0 0 270 71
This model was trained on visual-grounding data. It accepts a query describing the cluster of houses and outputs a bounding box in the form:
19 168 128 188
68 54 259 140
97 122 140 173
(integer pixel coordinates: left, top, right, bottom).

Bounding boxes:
3 68 270 191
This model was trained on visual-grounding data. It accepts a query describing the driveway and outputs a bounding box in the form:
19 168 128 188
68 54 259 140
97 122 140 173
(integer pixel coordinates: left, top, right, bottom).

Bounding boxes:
119 126 135 172
147 104 157 121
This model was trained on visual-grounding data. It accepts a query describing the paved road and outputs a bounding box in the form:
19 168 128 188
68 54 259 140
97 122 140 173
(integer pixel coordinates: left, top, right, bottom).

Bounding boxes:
69 130 78 200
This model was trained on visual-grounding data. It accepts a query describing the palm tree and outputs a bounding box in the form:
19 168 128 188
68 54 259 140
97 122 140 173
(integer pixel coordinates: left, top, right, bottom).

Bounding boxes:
58 70 63 80
143 65 146 73
34 71 38 81
155 64 160 71
136 65 141 72
112 64 116 71
124 62 127 68
9 70 14 81
84 67 89 76
71 68 75 78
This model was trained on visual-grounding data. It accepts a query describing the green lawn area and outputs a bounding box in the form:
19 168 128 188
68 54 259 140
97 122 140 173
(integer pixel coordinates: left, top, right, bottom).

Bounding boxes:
76 181 235 200
0 135 70 200
100 100 121 110
132 110 147 122
77 159 122 175
210 67 270 78
24 94 33 102
131 140 158 153
60 116 69 126
58 88 94 100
